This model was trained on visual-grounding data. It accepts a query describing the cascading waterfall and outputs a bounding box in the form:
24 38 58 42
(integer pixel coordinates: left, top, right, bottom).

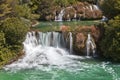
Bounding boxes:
86 34 96 56
3 31 120 80
55 9 65 21
37 32 65 48
89 5 93 11
89 5 99 11
4 31 74 70
69 32 73 54
4 31 98 70
74 12 77 19
93 5 99 10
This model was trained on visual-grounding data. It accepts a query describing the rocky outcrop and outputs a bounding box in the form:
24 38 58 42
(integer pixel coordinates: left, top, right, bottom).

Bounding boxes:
72 25 103 55
60 25 70 32
31 24 103 56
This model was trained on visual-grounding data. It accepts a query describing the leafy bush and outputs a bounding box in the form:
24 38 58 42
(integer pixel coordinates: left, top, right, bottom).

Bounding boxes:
14 4 31 19
0 32 5 48
0 17 29 47
100 20 120 61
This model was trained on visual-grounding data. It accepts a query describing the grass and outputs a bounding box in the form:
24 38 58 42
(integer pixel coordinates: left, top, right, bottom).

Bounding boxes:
31 20 100 32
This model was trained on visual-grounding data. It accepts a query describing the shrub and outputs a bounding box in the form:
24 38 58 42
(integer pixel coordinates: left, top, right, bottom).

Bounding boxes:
0 32 5 48
0 17 29 47
100 20 120 62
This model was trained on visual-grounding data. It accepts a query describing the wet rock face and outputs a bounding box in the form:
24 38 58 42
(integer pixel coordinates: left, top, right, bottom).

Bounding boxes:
73 25 102 55
76 33 86 49
91 25 101 42
73 32 87 55
63 7 76 20
60 25 70 32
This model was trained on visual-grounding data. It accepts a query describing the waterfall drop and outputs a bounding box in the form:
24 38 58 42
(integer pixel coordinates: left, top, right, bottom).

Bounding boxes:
55 9 65 21
86 34 96 57
69 32 73 54
4 31 75 70
4 31 98 70
93 5 99 10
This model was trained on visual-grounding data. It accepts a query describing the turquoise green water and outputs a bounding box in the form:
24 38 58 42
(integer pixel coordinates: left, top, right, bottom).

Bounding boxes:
33 21 99 31
0 59 120 80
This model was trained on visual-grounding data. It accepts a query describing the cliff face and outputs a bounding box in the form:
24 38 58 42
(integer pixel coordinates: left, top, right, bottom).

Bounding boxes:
60 24 104 56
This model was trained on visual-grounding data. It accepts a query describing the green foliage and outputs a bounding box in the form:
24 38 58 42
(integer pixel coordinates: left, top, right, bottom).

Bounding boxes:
36 0 55 20
100 20 120 62
14 4 31 19
100 0 120 19
0 0 30 68
54 0 70 7
0 48 16 67
0 17 29 46
0 0 12 24
0 32 5 48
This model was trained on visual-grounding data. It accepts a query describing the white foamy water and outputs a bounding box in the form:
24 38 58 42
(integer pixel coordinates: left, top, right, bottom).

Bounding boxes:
86 34 96 56
55 9 65 21
4 32 98 71
4 31 81 70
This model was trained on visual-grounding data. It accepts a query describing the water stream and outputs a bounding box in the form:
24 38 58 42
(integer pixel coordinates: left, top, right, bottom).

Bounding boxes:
86 34 96 57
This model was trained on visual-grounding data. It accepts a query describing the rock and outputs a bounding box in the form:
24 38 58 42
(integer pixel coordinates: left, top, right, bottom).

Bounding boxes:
73 25 102 55
76 33 86 48
60 25 70 32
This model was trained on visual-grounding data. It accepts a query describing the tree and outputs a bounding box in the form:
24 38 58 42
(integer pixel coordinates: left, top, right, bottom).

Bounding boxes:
100 20 120 61
14 4 31 19
35 0 55 20
0 0 12 24
0 32 5 49
100 0 120 19
0 18 29 47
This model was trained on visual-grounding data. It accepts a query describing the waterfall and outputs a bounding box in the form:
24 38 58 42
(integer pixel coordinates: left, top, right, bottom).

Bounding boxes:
86 34 96 57
55 9 65 21
86 5 99 11
69 32 73 54
24 31 66 48
5 31 74 70
89 5 93 11
67 14 71 21
73 12 77 21
93 5 99 10
74 13 77 19
4 31 98 70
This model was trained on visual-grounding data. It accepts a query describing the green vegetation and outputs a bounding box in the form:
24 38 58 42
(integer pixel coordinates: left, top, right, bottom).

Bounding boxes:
100 0 120 62
0 0 29 68
0 18 28 50
100 19 120 62
100 0 120 19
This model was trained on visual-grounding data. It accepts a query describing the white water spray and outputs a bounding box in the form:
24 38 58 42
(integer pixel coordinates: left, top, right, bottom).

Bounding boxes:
93 5 99 10
86 34 96 56
69 32 73 54
4 31 76 70
55 9 65 21
89 5 93 11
